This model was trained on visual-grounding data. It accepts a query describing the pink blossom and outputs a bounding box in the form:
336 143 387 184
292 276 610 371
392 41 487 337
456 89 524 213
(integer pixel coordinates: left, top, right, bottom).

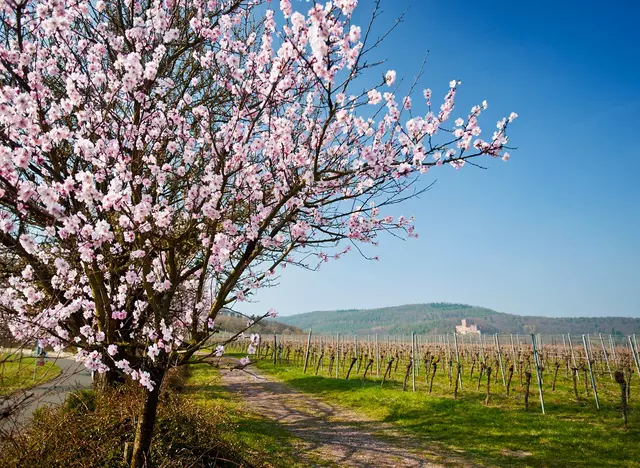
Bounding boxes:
280 0 292 18
385 70 396 86
148 343 161 362
19 235 37 255
349 25 361 43
139 371 155 391
367 89 382 105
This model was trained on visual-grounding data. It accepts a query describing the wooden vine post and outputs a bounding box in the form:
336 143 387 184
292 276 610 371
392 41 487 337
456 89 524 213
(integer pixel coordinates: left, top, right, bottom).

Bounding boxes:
629 335 640 377
257 335 261 360
567 333 579 381
484 366 492 405
582 334 600 410
495 334 506 387
609 335 617 365
303 329 313 374
273 334 277 365
415 334 421 375
531 333 546 414
335 333 340 378
587 334 594 360
375 334 380 376
453 333 463 390
599 333 613 380
354 335 359 373
411 332 417 392
509 334 518 380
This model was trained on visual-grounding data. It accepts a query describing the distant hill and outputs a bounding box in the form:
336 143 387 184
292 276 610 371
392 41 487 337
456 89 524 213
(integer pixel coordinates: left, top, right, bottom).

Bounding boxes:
278 303 640 336
215 314 303 335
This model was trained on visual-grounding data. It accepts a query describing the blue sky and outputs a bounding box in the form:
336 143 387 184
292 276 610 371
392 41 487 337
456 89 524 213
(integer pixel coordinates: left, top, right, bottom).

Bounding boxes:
243 0 640 318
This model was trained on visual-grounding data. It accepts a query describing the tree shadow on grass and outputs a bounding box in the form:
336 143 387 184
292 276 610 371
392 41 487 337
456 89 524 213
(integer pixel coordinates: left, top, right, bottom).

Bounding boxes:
388 397 639 467
281 376 640 468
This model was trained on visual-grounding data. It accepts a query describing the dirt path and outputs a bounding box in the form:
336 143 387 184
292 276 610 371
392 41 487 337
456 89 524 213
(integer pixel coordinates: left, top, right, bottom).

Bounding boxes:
220 359 468 467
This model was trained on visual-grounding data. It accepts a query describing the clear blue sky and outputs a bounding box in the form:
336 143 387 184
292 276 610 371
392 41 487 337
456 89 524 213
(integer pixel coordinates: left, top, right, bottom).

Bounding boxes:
243 0 640 318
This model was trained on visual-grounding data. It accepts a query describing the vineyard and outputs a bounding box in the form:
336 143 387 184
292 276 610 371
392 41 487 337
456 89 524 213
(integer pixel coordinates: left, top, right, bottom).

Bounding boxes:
225 332 639 423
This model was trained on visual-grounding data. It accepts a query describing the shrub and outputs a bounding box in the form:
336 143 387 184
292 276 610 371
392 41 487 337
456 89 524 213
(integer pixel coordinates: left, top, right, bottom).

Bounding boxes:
0 380 255 468
63 389 96 414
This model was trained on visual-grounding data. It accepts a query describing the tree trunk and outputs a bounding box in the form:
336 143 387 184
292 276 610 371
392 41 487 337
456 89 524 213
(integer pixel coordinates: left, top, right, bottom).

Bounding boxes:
345 357 358 380
477 362 485 391
93 368 125 392
381 358 394 387
572 367 580 402
484 366 492 405
130 370 165 468
402 360 412 391
362 358 374 380
506 364 514 396
429 362 437 394
582 366 590 397
453 362 461 399
551 361 560 391
614 371 628 429
524 371 532 410
315 353 324 376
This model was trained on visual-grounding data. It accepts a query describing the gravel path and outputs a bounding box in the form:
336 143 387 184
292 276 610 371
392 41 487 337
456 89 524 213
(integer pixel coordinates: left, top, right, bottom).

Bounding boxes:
220 359 467 467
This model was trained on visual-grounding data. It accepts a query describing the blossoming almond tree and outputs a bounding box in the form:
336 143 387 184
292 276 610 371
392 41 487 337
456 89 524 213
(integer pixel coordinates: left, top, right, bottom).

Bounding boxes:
0 0 515 465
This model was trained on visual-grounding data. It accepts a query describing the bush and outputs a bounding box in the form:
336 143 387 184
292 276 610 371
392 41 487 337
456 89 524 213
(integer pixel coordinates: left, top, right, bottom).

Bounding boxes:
0 378 256 468
63 389 96 413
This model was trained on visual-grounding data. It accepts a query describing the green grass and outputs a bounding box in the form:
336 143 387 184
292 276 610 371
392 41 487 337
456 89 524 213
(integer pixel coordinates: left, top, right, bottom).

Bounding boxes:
183 363 311 467
0 352 62 396
252 358 640 468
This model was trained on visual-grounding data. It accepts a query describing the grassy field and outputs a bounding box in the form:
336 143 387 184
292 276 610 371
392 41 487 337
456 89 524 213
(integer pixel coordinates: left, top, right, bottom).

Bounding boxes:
252 358 640 467
0 352 62 396
183 363 313 467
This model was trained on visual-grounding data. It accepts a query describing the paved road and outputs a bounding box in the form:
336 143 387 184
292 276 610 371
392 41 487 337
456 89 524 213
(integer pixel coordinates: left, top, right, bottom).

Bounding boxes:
1 357 92 434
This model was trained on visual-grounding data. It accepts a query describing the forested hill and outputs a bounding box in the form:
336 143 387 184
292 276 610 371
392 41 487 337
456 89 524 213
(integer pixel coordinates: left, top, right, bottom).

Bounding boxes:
216 315 303 335
278 303 640 336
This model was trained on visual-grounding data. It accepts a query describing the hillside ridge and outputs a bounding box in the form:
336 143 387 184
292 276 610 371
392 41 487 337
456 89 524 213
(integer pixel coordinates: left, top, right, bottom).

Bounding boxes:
278 303 640 336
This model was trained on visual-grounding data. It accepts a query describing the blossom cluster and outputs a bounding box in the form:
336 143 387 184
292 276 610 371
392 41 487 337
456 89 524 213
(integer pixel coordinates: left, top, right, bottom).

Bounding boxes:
0 0 515 389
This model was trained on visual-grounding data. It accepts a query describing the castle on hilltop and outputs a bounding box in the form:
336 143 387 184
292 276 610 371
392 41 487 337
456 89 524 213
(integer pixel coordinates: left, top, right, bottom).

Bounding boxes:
455 319 481 335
